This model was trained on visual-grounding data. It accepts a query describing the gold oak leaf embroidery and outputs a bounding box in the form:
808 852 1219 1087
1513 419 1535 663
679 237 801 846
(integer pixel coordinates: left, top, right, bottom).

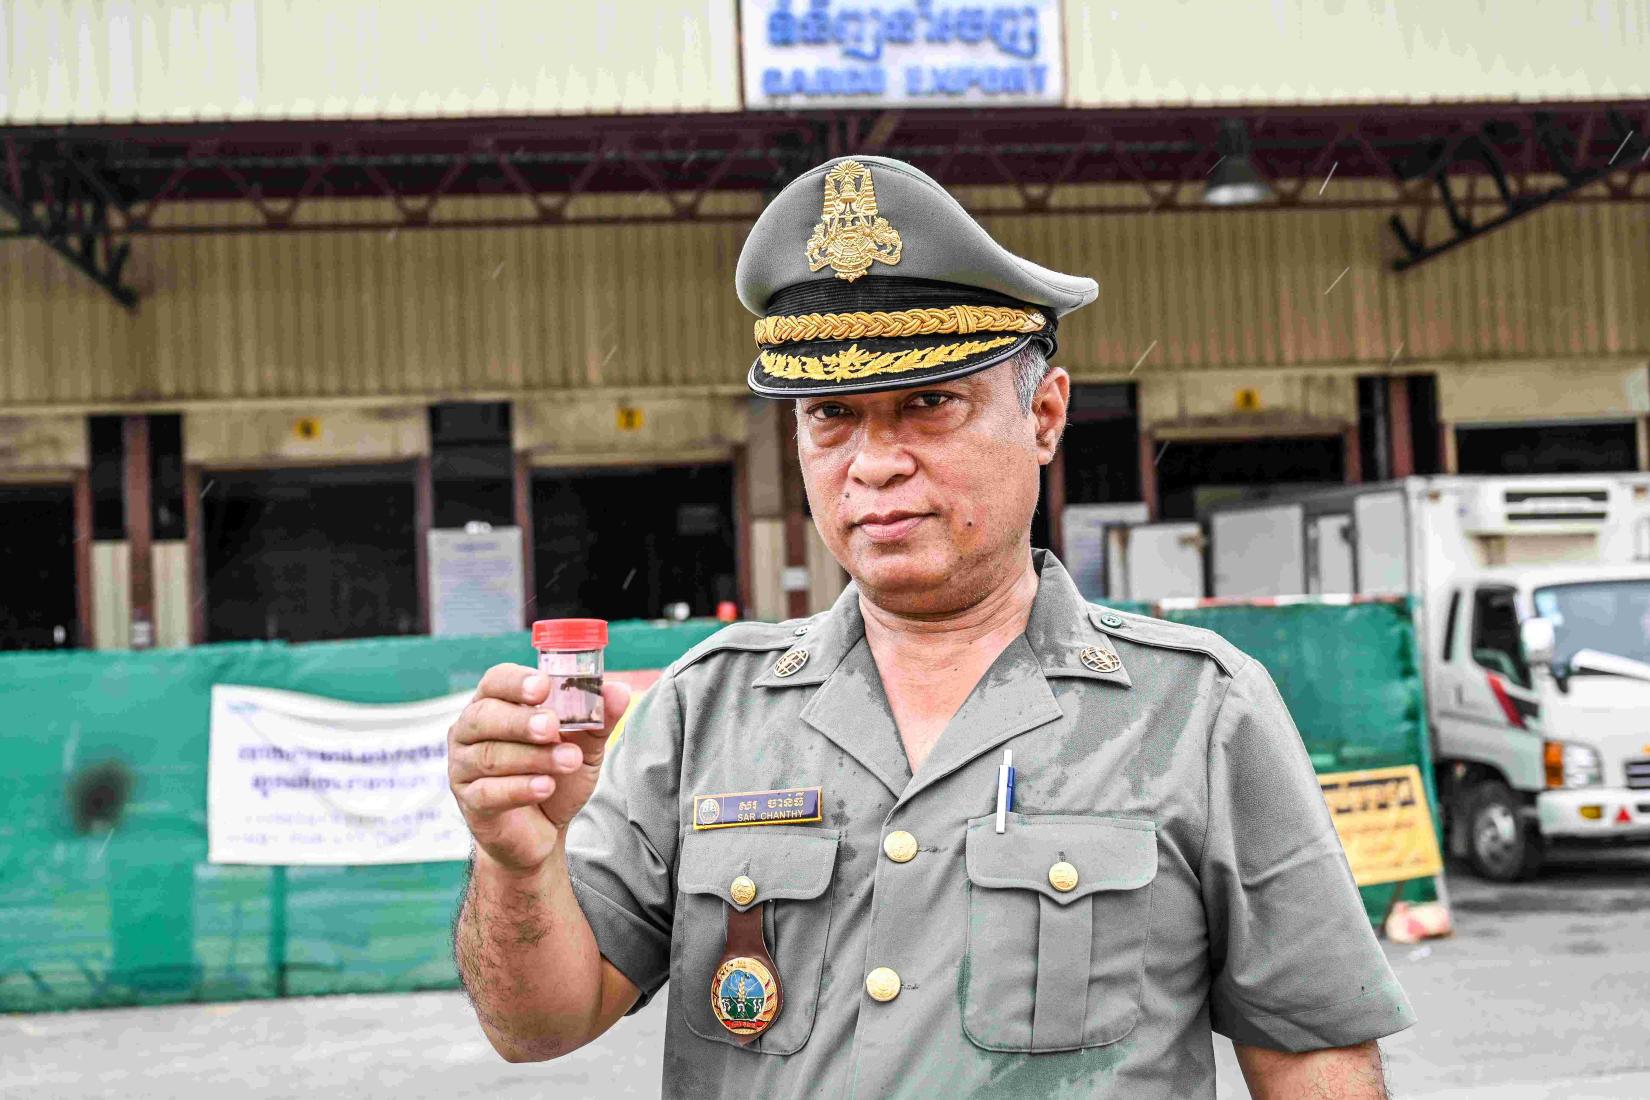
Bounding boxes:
758 336 1018 382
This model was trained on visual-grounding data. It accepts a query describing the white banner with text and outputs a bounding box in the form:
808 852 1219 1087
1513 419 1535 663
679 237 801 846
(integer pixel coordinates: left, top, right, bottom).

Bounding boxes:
208 685 471 866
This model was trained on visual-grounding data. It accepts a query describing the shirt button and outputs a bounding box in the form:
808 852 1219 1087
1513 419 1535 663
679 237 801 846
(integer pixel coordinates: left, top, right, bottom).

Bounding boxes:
865 967 902 1002
729 875 757 906
1048 861 1080 892
882 830 919 863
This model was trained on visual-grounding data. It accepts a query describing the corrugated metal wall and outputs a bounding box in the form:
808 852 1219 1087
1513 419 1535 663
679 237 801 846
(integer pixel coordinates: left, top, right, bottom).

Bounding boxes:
1065 0 1650 106
972 180 1650 379
1 185 1647 410
0 195 761 409
1 0 741 123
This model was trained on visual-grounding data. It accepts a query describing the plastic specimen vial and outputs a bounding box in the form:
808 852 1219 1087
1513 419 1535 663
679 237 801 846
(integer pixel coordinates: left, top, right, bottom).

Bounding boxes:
531 618 609 732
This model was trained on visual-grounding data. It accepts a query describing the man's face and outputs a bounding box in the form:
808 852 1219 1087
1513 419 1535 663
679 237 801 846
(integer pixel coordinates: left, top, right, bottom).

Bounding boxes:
795 361 1068 614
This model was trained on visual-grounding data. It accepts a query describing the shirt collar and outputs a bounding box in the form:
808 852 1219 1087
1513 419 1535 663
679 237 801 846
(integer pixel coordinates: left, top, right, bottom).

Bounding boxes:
749 580 865 689
1024 549 1133 689
751 549 1129 691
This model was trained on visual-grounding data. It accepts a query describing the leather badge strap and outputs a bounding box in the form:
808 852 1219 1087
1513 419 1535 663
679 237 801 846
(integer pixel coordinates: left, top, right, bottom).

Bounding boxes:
709 903 783 1045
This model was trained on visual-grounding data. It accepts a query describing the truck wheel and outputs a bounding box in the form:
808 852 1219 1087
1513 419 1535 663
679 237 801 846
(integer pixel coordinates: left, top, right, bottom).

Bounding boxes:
1463 781 1545 882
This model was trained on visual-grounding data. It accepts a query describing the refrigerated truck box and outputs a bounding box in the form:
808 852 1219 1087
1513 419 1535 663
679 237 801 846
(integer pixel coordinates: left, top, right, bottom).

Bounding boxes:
1201 475 1650 880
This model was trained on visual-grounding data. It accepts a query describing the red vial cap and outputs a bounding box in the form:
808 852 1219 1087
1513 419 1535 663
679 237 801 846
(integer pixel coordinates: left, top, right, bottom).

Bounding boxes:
532 618 609 651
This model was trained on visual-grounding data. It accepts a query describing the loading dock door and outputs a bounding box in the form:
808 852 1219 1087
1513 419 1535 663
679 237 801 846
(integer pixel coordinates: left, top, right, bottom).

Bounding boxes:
201 463 419 642
533 463 737 620
1154 436 1345 521
0 484 78 649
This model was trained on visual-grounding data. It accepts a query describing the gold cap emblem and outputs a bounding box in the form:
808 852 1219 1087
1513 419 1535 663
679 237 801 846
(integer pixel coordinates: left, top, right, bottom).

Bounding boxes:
729 875 757 906
773 649 809 677
1079 646 1121 674
805 160 903 283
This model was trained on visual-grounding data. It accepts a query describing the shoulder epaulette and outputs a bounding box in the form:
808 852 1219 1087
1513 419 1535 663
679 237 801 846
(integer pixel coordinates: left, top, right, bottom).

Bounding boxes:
1087 606 1250 679
670 619 816 676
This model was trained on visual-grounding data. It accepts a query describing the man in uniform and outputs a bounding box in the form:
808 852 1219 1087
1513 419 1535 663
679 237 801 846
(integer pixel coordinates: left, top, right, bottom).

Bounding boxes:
449 155 1415 1098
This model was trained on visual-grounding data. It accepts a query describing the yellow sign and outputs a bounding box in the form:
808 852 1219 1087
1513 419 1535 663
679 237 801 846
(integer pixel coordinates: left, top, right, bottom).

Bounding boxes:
1234 388 1262 412
616 406 644 431
1317 764 1443 887
293 417 321 441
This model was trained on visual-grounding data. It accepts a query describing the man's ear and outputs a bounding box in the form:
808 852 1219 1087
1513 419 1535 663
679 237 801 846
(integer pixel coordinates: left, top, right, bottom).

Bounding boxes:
1032 366 1070 464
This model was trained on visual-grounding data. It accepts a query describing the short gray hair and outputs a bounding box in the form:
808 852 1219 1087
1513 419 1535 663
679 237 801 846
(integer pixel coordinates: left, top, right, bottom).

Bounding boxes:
1007 344 1050 414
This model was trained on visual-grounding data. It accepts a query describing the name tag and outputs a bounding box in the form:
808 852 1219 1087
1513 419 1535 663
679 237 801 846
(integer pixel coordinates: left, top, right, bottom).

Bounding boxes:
693 787 822 830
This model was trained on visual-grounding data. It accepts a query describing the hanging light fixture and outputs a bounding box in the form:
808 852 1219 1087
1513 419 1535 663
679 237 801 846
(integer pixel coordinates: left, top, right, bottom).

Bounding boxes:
1204 119 1273 207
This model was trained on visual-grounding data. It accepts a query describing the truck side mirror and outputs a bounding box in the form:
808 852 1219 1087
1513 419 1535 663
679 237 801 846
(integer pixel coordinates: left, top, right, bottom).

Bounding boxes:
1520 617 1556 668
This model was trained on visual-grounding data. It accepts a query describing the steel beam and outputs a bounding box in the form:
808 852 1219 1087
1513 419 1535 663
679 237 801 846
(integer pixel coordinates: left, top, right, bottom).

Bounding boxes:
1 105 1646 249
1387 109 1650 271
0 138 138 307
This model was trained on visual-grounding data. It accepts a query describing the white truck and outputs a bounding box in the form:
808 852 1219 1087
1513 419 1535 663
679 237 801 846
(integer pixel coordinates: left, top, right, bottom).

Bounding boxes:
1109 474 1650 881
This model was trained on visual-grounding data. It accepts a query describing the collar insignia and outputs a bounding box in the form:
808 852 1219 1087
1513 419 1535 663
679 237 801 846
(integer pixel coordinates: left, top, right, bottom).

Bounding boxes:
1079 645 1122 674
805 160 903 283
773 648 810 677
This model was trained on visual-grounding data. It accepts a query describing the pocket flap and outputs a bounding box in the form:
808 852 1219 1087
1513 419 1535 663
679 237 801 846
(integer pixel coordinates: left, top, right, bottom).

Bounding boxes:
678 827 840 911
965 813 1156 905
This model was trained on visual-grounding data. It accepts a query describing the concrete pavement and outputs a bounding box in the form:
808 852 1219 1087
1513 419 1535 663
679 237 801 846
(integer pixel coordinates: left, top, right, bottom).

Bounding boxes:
5 849 1647 1099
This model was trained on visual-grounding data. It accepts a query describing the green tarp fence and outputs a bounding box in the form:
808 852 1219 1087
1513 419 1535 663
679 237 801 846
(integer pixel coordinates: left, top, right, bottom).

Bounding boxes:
0 623 722 1014
0 600 1434 1013
1141 599 1441 927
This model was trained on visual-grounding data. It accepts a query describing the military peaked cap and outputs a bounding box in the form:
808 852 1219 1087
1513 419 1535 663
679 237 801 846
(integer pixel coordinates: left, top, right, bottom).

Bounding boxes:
737 155 1098 399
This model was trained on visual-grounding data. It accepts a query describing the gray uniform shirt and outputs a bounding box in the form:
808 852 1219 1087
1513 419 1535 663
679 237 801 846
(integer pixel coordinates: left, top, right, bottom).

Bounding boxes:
566 551 1415 1098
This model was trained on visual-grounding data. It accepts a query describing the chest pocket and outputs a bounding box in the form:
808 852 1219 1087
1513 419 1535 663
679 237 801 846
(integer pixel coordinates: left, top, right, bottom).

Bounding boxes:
961 812 1158 1053
672 826 841 1054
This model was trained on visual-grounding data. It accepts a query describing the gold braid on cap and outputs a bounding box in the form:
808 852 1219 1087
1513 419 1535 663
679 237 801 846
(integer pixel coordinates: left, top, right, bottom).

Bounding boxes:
755 304 1046 347
759 336 1019 383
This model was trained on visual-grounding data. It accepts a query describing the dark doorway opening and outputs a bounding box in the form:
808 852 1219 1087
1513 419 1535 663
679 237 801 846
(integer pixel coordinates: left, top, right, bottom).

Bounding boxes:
1033 383 1140 550
1456 421 1637 475
431 402 513 528
1064 384 1142 505
1356 375 1443 480
202 463 419 642
532 463 737 620
0 484 78 650
1156 436 1345 520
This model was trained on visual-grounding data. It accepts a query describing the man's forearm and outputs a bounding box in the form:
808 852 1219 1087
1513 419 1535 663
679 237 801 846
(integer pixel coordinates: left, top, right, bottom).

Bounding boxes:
453 838 607 1061
1234 1039 1389 1100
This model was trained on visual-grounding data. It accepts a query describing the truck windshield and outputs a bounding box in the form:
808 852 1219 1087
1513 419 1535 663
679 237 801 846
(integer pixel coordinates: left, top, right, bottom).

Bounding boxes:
1531 580 1650 671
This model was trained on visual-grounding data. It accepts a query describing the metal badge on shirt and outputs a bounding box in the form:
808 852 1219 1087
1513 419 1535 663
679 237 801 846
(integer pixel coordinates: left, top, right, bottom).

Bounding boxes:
692 787 822 830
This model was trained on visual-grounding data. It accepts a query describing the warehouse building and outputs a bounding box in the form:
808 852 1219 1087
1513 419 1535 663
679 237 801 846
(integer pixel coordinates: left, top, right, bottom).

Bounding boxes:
2 0 1647 649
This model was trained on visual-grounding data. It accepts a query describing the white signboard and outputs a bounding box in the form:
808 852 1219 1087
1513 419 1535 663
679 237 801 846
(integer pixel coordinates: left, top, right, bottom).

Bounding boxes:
428 527 524 637
208 685 472 866
741 0 1064 110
